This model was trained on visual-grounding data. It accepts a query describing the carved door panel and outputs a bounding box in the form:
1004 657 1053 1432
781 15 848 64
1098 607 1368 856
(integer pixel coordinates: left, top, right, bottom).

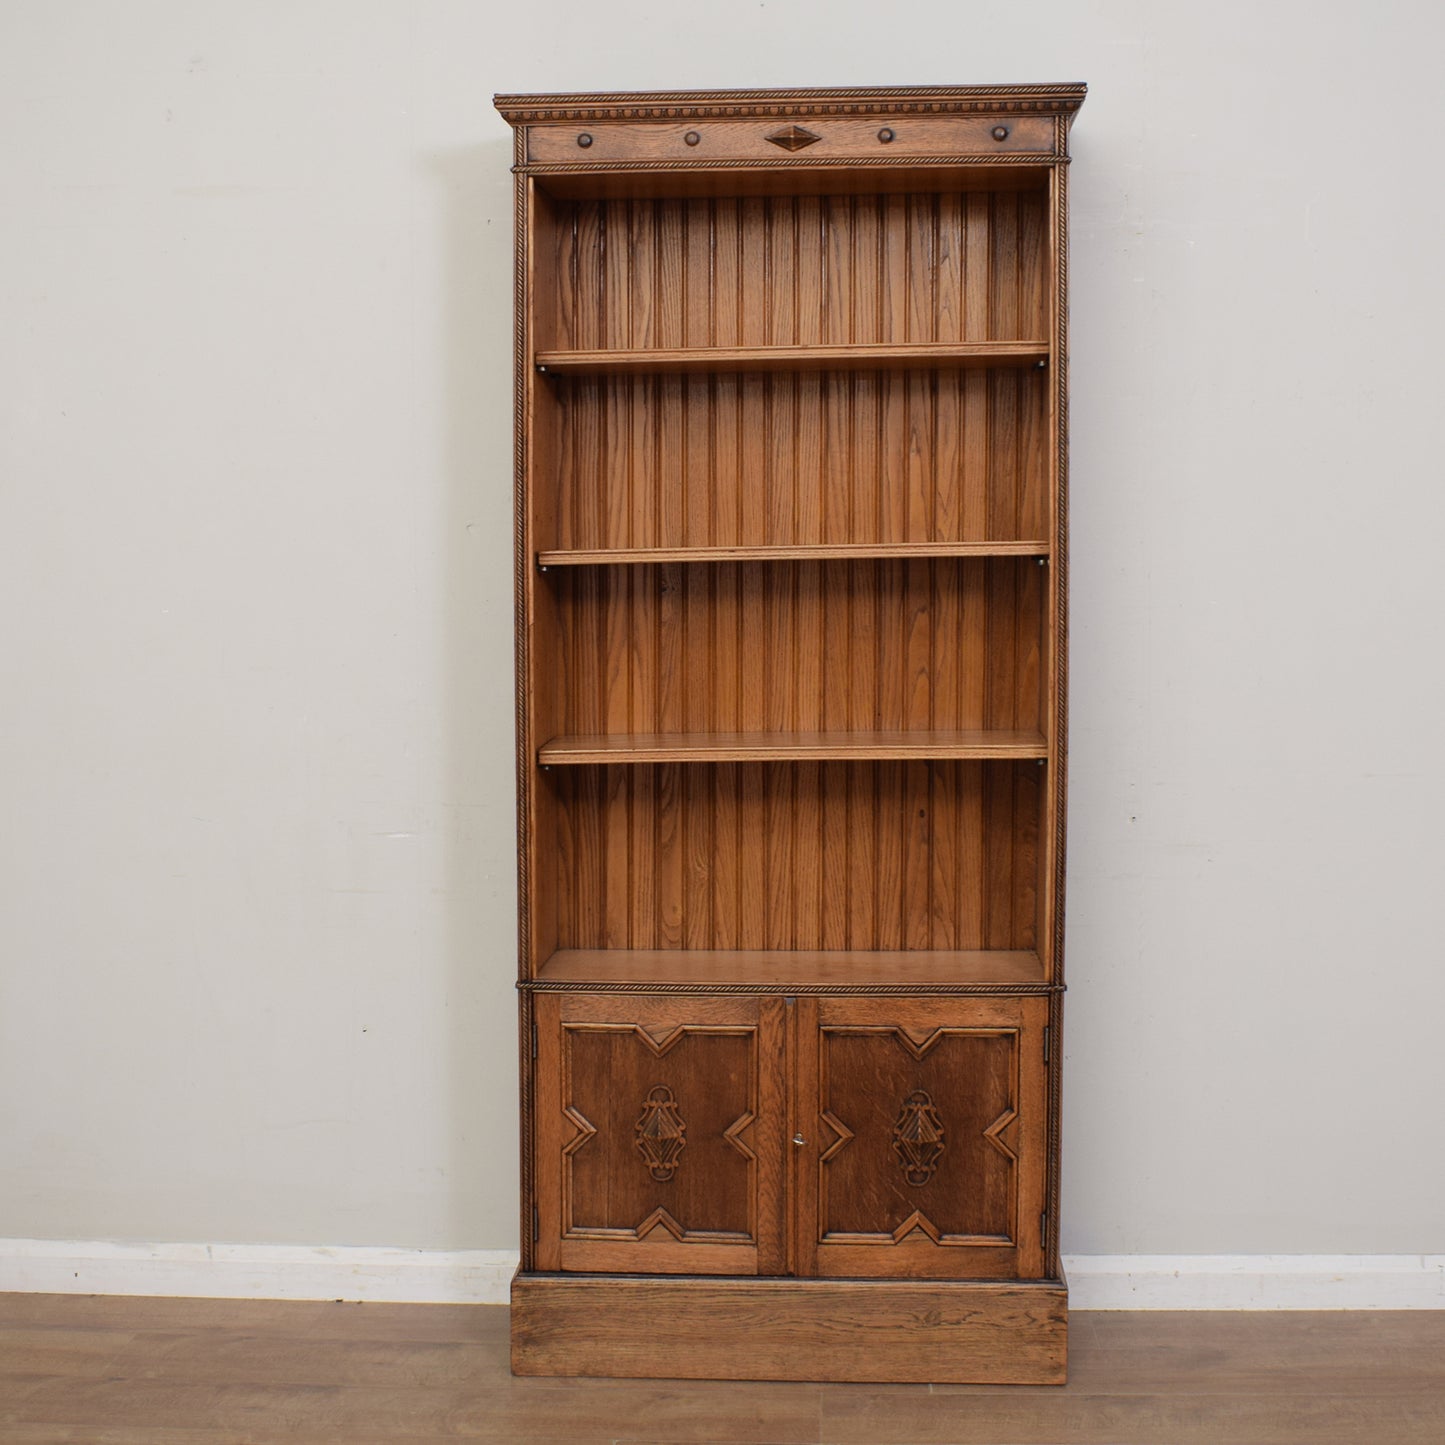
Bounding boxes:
533 993 787 1275
795 996 1048 1280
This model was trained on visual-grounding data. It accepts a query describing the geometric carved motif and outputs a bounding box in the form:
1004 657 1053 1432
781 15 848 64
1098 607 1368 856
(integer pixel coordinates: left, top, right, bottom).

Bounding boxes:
818 1109 854 1163
764 123 821 151
891 1088 946 1186
633 1084 687 1181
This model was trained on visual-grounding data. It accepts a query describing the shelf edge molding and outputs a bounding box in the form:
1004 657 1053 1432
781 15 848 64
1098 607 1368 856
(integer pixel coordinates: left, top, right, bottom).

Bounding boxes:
538 728 1049 765
538 542 1051 566
535 341 1050 376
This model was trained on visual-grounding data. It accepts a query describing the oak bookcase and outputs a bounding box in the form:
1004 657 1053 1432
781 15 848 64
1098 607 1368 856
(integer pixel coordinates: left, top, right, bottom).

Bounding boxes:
495 84 1084 1384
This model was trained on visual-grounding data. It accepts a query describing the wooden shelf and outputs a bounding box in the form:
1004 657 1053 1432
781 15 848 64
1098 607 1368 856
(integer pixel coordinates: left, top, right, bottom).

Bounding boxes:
538 542 1050 567
534 341 1049 377
538 728 1048 765
534 948 1047 991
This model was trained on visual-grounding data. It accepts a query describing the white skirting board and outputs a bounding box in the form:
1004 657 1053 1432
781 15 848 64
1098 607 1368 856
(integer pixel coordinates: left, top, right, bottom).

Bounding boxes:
0 1242 1442 1309
0 1240 518 1305
1064 1254 1445 1310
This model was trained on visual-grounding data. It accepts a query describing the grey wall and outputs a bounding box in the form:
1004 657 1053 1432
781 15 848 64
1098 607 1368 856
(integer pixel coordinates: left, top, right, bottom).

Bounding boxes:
2 0 1441 1256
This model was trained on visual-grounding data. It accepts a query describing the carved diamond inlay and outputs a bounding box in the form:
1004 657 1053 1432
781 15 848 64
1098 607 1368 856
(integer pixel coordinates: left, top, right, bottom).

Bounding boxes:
634 1084 687 1181
892 1089 945 1186
765 124 821 152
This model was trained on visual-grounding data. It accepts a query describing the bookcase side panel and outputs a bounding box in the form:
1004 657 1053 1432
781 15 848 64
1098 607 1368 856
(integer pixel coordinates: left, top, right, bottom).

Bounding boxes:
524 184 569 972
1041 143 1072 1276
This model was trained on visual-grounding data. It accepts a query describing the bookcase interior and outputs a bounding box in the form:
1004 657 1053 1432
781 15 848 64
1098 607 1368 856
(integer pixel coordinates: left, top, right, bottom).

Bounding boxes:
542 758 1042 956
528 175 1056 985
544 557 1045 736
534 182 1053 554
540 187 1051 350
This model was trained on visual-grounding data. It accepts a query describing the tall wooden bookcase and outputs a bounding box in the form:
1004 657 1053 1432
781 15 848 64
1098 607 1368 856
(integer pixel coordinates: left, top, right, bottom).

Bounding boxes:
495 84 1084 1384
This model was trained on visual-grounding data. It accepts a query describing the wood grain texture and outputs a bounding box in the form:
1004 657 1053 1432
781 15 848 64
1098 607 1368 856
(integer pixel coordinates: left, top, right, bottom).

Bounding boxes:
533 993 786 1277
540 730 1047 763
511 1273 1067 1383
540 540 1049 564
543 189 1049 553
8 1295 1445 1445
544 558 1047 741
795 995 1048 1281
533 947 1045 989
524 184 567 975
525 115 1059 166
550 760 1040 952
502 85 1077 1384
538 342 1048 374
494 83 1089 122
1042 139 1070 1274
533 162 1059 202
551 366 1047 549
548 191 1048 349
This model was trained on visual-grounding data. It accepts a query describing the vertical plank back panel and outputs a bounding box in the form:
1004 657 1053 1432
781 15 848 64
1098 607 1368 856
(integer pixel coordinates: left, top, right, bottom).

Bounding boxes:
552 761 1040 953
552 559 1044 737
550 189 1050 551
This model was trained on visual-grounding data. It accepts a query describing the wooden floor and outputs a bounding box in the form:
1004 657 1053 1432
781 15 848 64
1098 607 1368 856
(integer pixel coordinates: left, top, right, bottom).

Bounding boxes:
1 1295 1443 1443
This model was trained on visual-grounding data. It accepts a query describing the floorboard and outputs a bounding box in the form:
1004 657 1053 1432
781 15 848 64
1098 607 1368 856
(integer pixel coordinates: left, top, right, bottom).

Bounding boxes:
0 1295 1441 1444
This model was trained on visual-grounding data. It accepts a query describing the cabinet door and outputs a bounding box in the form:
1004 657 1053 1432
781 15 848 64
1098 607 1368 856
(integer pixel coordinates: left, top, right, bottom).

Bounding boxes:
533 993 787 1275
795 996 1048 1280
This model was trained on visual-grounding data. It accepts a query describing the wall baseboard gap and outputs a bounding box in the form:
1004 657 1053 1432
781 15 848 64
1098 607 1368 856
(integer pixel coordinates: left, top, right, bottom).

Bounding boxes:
1 1241 1441 1309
